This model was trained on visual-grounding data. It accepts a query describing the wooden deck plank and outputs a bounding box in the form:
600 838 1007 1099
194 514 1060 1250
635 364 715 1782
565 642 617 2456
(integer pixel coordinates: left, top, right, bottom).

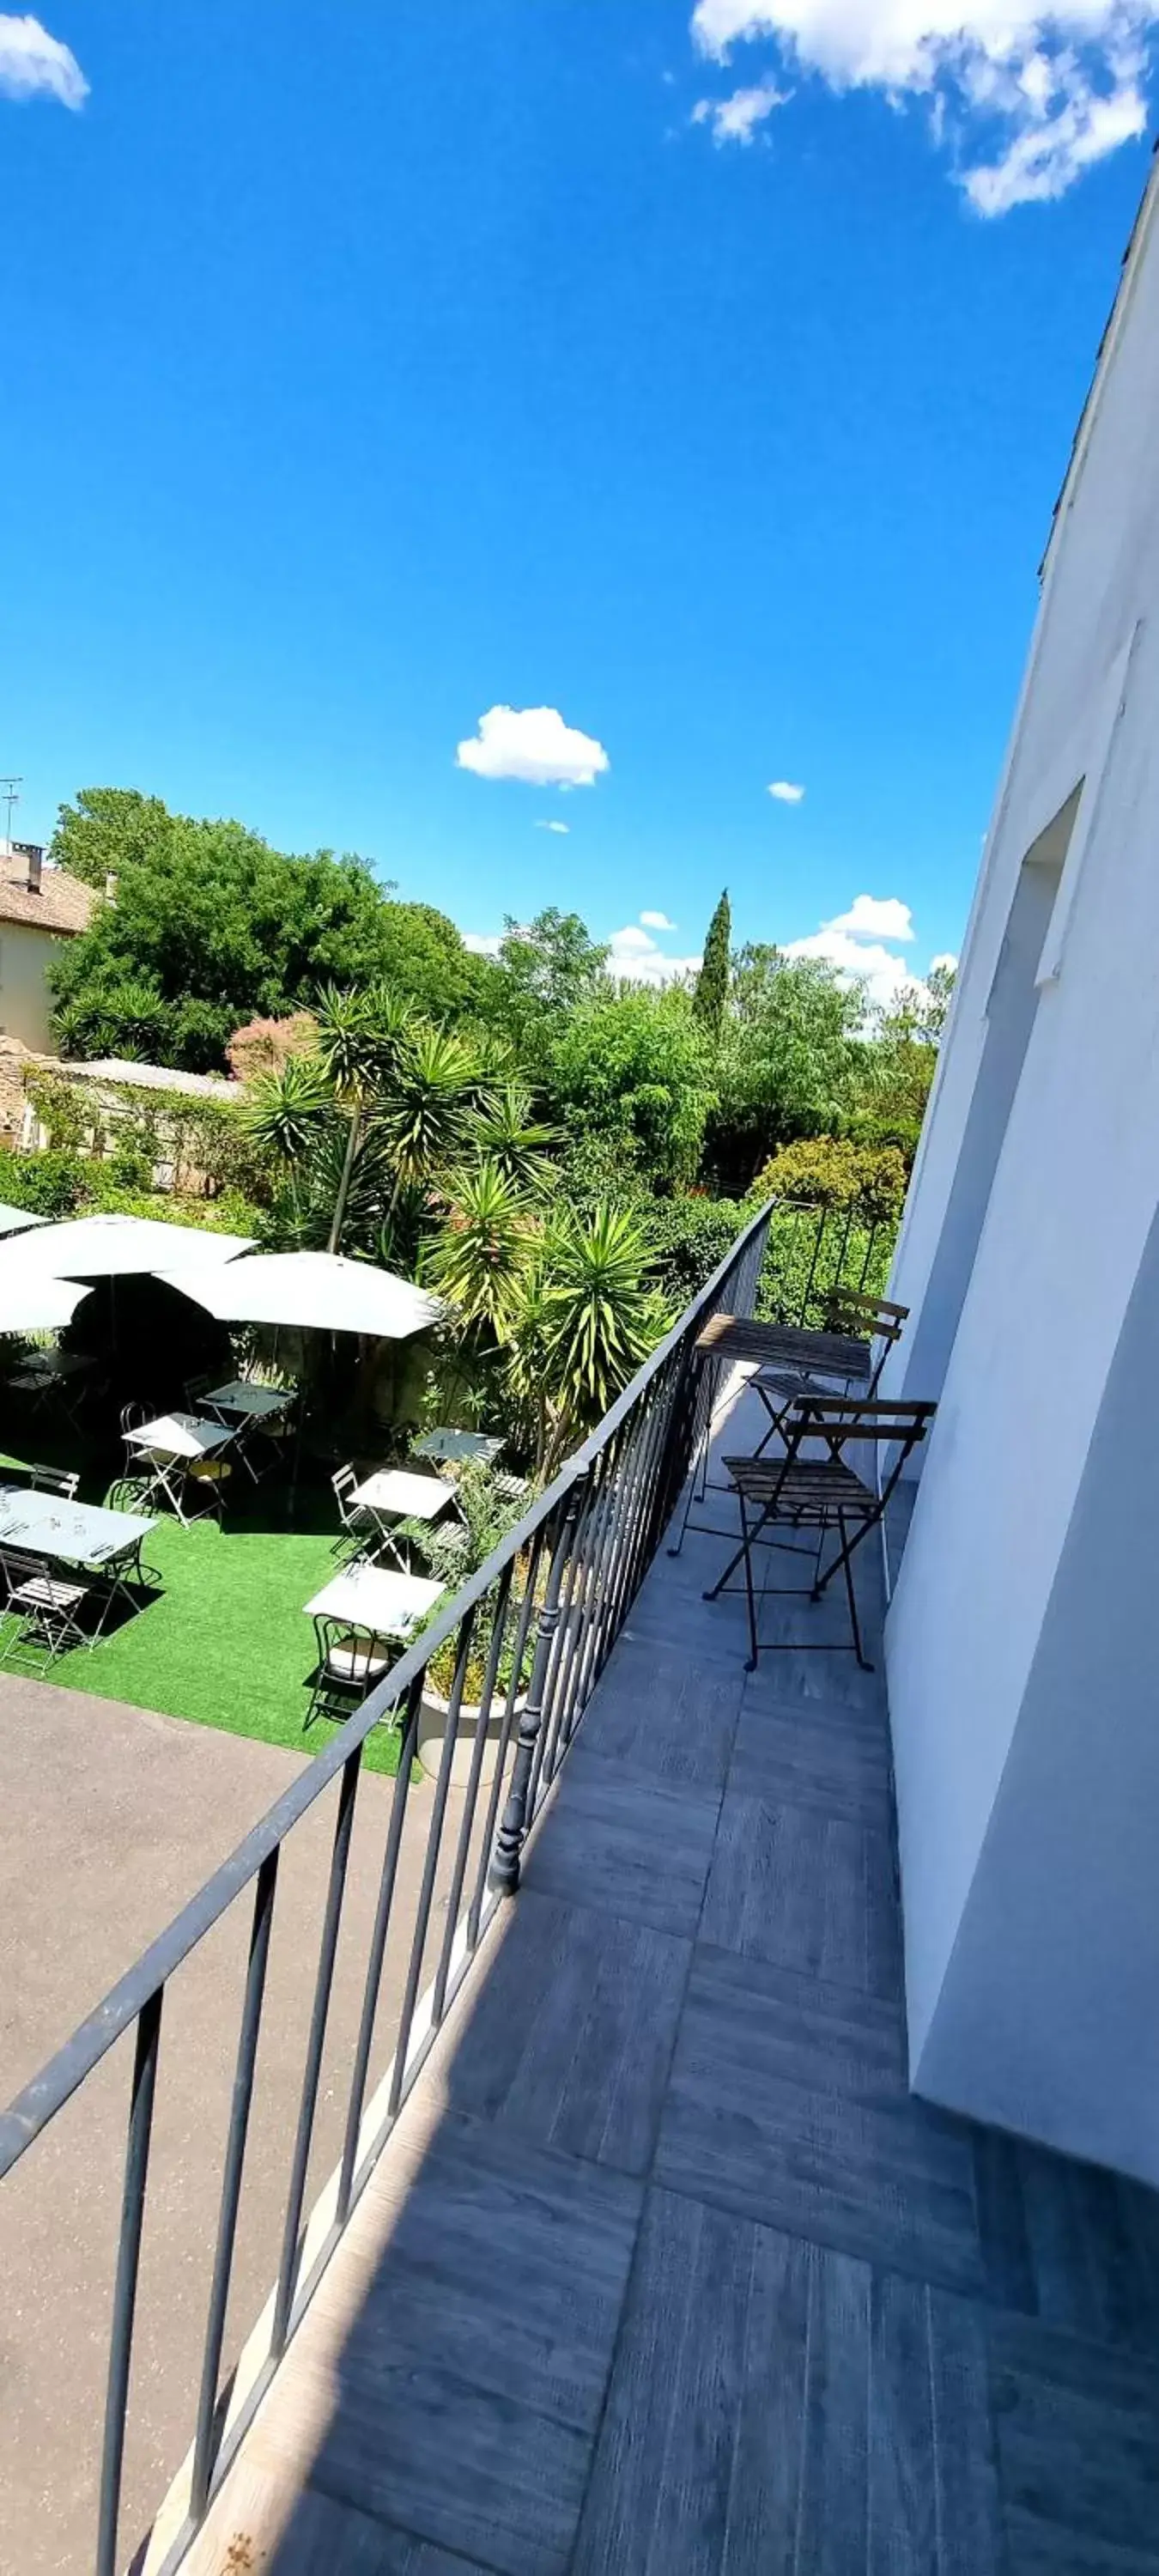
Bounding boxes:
571 1636 743 1795
521 1757 719 1938
437 1887 689 2175
657 1941 983 2293
700 1791 904 2000
305 2112 640 2576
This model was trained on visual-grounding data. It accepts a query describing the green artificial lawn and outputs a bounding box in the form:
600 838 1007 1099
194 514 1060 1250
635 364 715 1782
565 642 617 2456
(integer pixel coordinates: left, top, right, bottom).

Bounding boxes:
0 1449 405 1774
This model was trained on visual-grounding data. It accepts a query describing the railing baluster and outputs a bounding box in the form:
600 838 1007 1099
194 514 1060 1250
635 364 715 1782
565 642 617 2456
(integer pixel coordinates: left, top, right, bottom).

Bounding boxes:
549 1443 618 1771
271 1747 361 2357
189 1847 280 2519
335 1674 423 2227
96 1986 163 2576
488 1493 578 1896
430 1567 513 2026
530 1471 599 1807
386 1607 476 2114
800 1201 827 1325
465 1530 544 1950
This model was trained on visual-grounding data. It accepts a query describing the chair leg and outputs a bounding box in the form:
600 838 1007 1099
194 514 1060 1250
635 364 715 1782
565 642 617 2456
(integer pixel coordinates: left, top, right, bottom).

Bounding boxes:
739 1493 761 1673
832 1508 871 1670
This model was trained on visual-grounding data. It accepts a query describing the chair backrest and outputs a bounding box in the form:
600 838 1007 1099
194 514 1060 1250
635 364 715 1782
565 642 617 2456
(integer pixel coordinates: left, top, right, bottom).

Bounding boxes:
0 1544 52 1604
786 1394 936 1506
30 1466 79 1499
185 1374 211 1409
822 1286 908 1344
331 1464 358 1527
120 1401 148 1437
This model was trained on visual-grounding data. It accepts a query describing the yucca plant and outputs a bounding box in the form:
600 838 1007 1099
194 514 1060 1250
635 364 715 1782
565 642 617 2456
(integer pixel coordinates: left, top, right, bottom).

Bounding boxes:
467 1080 561 1194
426 1159 538 1338
539 1204 658 1436
379 1026 483 1198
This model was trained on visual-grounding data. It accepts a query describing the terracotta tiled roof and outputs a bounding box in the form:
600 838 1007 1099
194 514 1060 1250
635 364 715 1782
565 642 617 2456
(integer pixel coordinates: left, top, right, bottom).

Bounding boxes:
0 858 95 934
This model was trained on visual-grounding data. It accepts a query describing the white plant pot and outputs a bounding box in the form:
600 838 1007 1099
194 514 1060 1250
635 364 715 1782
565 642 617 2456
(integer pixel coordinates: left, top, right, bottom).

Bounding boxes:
417 1685 526 1789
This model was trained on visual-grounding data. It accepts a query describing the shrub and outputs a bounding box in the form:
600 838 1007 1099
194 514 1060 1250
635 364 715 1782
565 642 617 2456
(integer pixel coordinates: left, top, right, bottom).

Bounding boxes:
0 1150 87 1218
226 1013 319 1084
641 1194 756 1306
755 1134 908 1225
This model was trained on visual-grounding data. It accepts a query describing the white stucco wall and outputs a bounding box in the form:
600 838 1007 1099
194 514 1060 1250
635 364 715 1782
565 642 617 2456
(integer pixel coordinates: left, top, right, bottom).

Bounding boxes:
0 921 61 1054
881 170 1159 2173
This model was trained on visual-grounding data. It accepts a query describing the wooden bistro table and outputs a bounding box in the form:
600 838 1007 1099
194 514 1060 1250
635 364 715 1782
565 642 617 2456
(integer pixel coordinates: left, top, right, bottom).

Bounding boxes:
671 1309 875 1554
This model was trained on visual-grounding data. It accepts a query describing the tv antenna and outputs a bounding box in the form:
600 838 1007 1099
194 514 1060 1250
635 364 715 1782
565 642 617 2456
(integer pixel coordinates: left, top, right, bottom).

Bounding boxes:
0 777 21 851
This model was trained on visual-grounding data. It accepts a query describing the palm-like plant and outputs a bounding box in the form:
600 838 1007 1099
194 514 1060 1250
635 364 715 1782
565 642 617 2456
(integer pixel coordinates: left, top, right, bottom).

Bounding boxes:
426 1160 538 1337
539 1205 657 1437
379 1027 482 1199
467 1080 561 1194
244 1053 332 1165
314 983 416 1254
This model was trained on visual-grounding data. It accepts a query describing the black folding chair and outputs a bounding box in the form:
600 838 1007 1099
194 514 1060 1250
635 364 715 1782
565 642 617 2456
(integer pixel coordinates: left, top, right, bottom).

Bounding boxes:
706 1395 936 1671
749 1289 909 1457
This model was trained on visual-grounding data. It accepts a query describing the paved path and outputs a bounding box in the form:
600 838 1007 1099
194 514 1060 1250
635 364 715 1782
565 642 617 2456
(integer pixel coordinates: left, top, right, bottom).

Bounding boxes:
0 1680 463 2575
171 1392 1159 2576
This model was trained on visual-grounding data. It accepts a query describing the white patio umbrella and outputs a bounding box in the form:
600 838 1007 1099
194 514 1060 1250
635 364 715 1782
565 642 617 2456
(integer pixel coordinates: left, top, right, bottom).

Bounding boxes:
155 1249 441 1339
0 1273 93 1334
0 1211 256 1279
0 1203 47 1238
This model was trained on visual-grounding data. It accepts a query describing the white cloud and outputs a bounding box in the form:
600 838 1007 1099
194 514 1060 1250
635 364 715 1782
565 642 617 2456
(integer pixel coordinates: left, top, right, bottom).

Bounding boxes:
0 12 87 106
691 74 788 141
783 927 916 1012
768 778 805 803
930 951 959 973
640 908 677 929
456 704 609 788
823 894 914 942
607 923 703 986
535 818 570 835
463 932 503 957
689 0 1152 210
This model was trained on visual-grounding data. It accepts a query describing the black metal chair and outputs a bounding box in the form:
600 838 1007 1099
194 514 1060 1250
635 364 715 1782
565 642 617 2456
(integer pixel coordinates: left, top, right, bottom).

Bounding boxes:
706 1394 936 1670
749 1288 909 1456
305 1619 392 1728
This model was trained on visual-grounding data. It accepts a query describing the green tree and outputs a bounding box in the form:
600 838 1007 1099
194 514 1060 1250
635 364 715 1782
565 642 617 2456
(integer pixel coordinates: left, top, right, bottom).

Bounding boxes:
477 909 609 1072
693 888 731 1038
707 947 865 1188
547 985 715 1187
47 789 485 1070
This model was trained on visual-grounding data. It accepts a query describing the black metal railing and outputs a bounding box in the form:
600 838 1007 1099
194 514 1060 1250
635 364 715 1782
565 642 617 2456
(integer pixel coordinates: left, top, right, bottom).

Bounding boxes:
0 1198 773 2576
760 1195 895 1333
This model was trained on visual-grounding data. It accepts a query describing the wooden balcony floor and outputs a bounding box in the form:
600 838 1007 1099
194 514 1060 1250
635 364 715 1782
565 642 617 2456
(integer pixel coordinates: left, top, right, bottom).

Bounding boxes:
178 1388 1159 2576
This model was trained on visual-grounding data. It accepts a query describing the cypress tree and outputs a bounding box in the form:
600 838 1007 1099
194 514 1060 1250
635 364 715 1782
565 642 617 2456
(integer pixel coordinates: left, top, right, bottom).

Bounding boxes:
693 887 731 1037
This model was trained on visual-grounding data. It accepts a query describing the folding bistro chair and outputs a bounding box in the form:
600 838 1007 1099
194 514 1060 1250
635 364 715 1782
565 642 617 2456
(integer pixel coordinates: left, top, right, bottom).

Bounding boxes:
706 1394 936 1671
0 1544 94 1664
29 1466 80 1499
331 1465 378 1558
749 1289 909 1458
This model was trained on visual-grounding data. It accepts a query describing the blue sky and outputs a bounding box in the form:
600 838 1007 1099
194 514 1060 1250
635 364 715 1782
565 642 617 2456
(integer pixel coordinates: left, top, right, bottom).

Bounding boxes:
1 2 1154 1004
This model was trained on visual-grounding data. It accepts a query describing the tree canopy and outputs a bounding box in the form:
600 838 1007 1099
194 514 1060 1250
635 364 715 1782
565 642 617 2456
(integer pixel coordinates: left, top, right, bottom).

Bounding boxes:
48 789 487 1071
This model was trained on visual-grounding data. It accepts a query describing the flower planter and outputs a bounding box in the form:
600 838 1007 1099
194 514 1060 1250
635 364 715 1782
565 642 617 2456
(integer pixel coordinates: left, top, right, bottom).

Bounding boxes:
417 1685 526 1789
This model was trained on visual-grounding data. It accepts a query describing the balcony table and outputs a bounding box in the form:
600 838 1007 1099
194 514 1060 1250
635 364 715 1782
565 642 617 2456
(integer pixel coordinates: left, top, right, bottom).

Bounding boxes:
350 1469 457 1568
